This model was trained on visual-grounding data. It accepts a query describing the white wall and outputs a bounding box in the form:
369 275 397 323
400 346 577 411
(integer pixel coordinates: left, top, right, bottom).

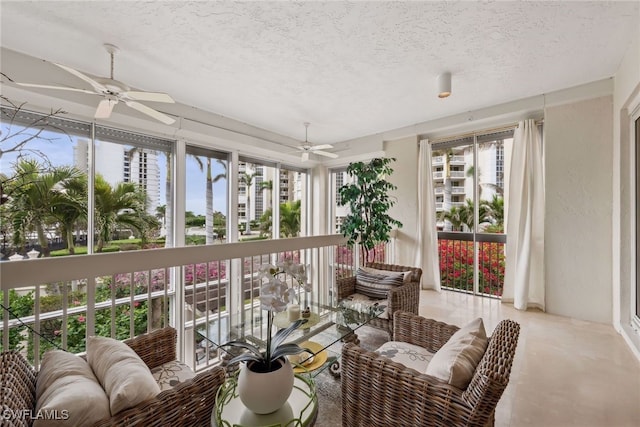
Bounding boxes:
545 96 613 323
384 135 419 267
384 91 617 324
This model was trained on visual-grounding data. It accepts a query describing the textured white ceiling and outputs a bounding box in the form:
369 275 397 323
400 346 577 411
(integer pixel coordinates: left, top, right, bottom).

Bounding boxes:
0 1 638 145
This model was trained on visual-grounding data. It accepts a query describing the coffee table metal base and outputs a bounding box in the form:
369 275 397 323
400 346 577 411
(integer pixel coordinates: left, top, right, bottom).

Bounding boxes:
212 374 317 427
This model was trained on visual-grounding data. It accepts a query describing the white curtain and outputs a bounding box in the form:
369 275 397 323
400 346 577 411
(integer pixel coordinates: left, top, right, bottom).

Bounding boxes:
415 139 441 290
503 119 545 310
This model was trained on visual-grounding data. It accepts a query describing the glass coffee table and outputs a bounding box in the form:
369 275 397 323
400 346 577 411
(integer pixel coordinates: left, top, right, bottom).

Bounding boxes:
196 299 386 379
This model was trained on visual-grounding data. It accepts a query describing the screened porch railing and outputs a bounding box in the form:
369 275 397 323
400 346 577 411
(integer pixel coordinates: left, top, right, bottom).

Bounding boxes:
0 234 351 371
438 231 506 297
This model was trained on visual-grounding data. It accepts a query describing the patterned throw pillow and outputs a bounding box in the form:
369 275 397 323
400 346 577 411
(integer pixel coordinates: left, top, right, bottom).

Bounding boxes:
375 341 435 372
151 361 196 391
360 266 413 283
355 268 404 299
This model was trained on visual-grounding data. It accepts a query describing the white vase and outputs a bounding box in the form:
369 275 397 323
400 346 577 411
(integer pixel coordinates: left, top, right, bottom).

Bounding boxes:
237 357 295 414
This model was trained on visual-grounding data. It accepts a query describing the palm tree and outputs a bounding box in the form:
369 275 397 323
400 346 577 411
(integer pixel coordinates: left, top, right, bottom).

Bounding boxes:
259 180 273 210
50 174 87 255
206 159 226 244
93 175 147 252
155 204 166 228
7 159 81 256
484 195 504 227
280 200 301 237
258 200 301 238
258 209 273 237
189 156 227 244
240 167 257 234
439 205 464 231
458 198 491 231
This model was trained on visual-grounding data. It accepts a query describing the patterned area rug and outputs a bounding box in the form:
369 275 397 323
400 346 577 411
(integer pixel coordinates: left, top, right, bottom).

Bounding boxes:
313 326 388 426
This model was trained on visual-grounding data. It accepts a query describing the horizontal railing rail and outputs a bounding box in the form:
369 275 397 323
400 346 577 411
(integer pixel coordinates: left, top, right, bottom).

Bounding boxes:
0 235 346 289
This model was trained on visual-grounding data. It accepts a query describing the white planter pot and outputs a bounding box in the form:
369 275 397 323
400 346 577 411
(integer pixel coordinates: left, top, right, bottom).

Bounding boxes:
237 357 295 414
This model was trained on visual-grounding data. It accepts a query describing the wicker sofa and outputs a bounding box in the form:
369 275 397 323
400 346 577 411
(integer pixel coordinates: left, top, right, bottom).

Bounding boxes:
336 262 422 337
341 311 520 427
0 327 226 427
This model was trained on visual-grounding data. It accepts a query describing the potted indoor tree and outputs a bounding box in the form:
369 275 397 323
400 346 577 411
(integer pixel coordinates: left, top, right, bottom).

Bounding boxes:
338 157 402 264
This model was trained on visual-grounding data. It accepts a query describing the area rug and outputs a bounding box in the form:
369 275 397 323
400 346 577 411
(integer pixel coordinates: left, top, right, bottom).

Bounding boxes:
313 326 388 426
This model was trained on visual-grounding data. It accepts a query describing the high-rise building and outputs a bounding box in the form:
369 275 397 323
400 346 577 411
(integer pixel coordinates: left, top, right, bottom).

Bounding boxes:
433 141 506 231
73 139 161 215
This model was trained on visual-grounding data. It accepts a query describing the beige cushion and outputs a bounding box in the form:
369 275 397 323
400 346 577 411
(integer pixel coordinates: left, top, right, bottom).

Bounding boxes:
35 350 110 426
425 317 488 389
376 341 435 372
361 266 413 283
87 336 161 415
151 360 196 391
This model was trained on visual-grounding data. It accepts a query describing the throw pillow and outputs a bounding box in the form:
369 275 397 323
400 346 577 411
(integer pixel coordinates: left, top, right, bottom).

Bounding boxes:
375 341 435 372
424 317 488 389
355 268 404 299
151 360 196 391
87 336 161 415
361 266 413 283
35 350 110 426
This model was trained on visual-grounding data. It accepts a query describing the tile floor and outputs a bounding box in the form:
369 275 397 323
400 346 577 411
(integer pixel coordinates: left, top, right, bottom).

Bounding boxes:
419 290 640 427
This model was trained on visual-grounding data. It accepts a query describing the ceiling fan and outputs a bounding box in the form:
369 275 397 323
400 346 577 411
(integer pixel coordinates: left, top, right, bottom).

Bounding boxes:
10 43 176 125
297 122 338 161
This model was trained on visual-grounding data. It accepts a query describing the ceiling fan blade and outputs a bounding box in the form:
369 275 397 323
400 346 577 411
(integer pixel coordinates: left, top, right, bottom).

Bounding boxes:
314 151 339 159
125 101 175 125
53 62 107 93
301 152 310 162
95 98 117 119
14 82 96 94
310 144 334 151
123 91 175 103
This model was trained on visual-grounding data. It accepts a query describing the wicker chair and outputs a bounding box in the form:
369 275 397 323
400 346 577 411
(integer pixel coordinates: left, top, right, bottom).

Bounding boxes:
341 311 520 427
336 262 422 337
0 327 226 427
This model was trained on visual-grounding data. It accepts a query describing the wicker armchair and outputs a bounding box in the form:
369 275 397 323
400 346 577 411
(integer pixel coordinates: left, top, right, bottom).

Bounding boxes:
0 327 226 427
341 311 520 427
336 262 422 337
95 327 226 427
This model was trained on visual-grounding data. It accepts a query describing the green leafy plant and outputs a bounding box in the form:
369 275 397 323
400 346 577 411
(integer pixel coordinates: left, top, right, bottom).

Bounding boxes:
338 157 403 263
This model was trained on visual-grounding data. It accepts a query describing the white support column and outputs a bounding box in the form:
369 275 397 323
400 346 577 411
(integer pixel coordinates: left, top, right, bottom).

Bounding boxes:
273 164 281 239
227 152 243 331
174 140 186 360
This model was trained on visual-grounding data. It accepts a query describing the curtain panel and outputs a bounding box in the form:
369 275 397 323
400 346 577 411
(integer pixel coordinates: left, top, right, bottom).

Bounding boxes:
503 119 545 310
415 139 441 290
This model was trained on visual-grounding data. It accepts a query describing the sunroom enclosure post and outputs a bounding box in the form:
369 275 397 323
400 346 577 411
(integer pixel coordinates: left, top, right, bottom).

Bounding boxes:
173 139 187 361
227 152 243 335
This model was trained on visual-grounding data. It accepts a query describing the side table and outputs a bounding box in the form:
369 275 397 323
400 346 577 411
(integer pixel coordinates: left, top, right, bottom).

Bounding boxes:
212 374 318 427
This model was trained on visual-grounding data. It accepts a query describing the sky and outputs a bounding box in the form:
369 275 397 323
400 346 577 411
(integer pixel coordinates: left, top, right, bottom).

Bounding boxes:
0 128 227 216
